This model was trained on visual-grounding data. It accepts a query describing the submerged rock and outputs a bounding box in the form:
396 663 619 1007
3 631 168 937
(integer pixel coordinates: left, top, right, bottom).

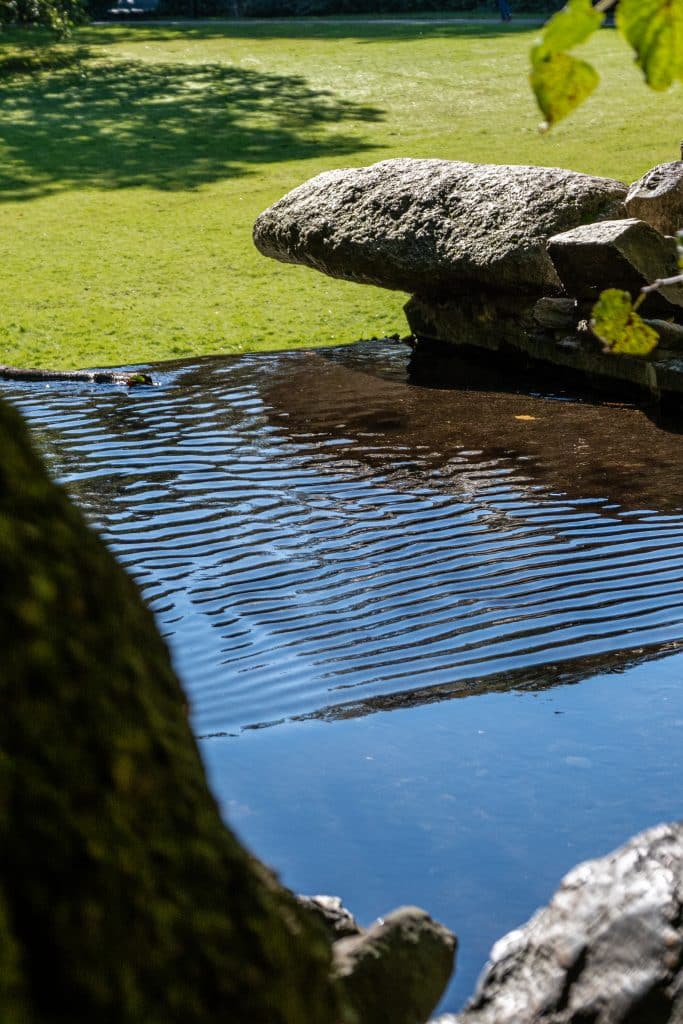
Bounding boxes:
333 906 457 1024
547 217 683 313
626 161 683 236
254 158 627 297
432 822 683 1024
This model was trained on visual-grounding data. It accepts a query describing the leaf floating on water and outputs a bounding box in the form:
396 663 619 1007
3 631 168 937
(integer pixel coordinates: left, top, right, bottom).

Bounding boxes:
591 289 660 356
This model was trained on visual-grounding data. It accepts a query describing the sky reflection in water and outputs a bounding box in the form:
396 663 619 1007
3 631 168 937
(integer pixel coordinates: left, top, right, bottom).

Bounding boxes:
6 339 683 1011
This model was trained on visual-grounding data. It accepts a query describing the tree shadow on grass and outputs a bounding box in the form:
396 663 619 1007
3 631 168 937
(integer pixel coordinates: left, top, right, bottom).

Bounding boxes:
76 20 541 44
0 57 383 199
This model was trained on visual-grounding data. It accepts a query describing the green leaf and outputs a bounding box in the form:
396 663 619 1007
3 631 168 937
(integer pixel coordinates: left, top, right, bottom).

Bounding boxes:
535 0 604 59
530 51 600 127
530 0 603 125
591 288 660 356
617 0 683 90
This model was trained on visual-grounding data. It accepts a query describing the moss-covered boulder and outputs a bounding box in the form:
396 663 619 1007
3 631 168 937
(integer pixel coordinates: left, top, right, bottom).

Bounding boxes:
0 395 353 1024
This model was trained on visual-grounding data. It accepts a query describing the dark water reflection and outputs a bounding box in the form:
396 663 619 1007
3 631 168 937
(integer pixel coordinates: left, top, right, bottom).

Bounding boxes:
5 339 683 1011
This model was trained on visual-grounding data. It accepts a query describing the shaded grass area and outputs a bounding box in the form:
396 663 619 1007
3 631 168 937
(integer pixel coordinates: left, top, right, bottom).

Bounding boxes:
0 20 682 368
0 49 381 197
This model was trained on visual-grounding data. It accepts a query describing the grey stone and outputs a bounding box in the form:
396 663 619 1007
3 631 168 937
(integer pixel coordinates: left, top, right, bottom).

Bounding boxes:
405 292 683 404
431 822 683 1024
643 317 683 353
298 894 362 940
532 296 578 329
547 217 683 313
253 158 627 297
333 906 457 1024
626 161 683 236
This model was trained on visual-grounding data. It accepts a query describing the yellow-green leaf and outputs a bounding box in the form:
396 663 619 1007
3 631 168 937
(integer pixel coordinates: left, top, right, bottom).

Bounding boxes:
617 0 683 90
535 0 604 59
591 288 660 356
530 51 600 127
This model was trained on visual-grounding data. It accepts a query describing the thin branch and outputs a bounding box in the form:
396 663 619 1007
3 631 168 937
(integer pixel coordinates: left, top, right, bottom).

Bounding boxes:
632 272 683 311
0 366 155 386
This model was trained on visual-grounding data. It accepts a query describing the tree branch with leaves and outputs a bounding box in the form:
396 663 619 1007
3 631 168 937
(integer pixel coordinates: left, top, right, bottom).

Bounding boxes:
531 0 683 357
0 0 86 37
531 0 683 129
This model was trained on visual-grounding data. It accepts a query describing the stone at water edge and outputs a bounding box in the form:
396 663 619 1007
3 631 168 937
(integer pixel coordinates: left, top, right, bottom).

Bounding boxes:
253 158 628 297
626 161 683 237
298 894 363 940
430 821 683 1024
333 906 457 1024
547 217 683 314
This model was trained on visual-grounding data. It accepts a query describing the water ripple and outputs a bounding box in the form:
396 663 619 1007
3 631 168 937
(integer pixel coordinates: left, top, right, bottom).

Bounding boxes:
5 341 683 736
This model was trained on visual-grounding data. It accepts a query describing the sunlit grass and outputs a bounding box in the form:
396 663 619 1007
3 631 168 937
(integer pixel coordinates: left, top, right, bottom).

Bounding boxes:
0 20 681 368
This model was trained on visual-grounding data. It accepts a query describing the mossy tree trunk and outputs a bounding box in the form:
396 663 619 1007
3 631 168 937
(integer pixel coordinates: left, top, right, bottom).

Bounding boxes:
0 396 353 1024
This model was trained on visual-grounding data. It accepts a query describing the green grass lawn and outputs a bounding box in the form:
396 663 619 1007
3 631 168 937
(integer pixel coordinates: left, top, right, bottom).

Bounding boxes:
1 18 681 369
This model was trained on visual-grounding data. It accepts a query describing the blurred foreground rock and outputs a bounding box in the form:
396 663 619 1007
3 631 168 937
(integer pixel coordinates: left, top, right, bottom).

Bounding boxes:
333 907 456 1024
0 393 457 1024
432 822 683 1024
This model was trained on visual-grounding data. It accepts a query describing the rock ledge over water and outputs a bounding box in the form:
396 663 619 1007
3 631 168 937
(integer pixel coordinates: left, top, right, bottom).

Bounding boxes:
255 157 683 409
254 158 627 296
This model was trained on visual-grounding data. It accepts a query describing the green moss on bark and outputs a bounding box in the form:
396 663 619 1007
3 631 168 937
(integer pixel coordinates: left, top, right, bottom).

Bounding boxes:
0 396 353 1024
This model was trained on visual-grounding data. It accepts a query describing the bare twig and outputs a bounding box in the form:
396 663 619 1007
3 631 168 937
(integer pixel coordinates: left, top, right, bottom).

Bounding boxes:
632 272 683 311
0 366 155 386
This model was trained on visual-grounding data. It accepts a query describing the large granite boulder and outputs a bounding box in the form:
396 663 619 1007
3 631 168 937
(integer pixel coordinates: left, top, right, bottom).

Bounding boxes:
254 158 627 297
432 821 683 1024
0 394 353 1024
626 161 683 236
547 217 683 313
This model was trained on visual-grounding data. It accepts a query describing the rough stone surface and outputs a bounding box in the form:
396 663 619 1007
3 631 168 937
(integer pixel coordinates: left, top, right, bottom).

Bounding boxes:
532 296 578 329
333 906 456 1024
299 895 362 940
547 217 683 312
405 292 683 404
253 158 627 297
0 395 353 1024
626 161 683 236
431 822 683 1024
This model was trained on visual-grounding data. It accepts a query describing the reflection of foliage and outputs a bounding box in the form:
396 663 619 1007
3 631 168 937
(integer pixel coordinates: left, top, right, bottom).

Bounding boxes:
0 57 382 198
530 0 683 128
0 0 86 38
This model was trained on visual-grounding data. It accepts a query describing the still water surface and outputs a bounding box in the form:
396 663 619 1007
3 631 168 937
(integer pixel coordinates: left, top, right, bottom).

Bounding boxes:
6 340 683 1011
